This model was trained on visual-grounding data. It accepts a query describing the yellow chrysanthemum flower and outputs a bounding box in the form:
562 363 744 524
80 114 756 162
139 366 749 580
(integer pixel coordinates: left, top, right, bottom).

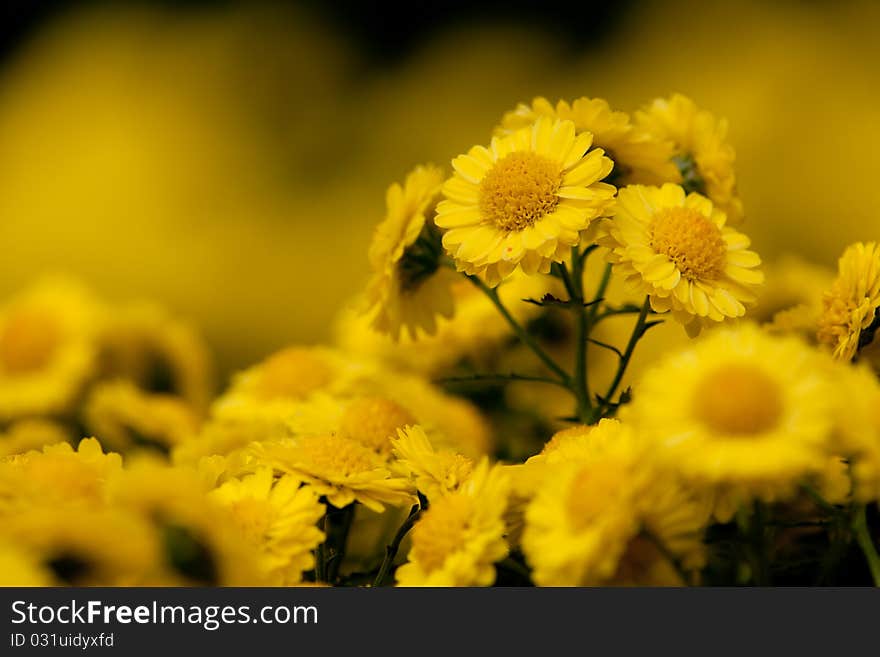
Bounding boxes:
109 457 266 585
598 183 762 336
497 97 678 186
436 116 615 286
83 380 200 454
1 506 164 586
0 278 102 421
391 425 474 501
396 459 510 586
621 324 836 517
364 165 458 340
0 419 70 458
247 434 414 513
816 242 880 361
96 301 216 415
0 437 122 512
211 469 325 585
521 420 707 586
635 93 743 224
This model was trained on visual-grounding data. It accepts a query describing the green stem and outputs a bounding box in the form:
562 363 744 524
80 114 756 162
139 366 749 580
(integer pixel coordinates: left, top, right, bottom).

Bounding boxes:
315 511 328 583
569 248 591 423
325 504 356 584
594 296 651 420
641 529 693 586
373 504 422 587
437 373 570 389
853 505 880 586
467 275 570 385
586 263 612 326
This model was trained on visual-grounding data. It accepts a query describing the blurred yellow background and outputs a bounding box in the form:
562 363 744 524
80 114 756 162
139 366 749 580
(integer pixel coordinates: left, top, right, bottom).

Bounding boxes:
0 0 877 373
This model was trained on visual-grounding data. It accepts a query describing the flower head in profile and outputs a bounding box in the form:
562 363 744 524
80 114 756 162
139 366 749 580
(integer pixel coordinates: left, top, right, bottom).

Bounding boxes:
436 116 615 287
391 425 474 501
635 93 743 224
621 324 836 519
211 469 325 584
396 459 510 586
497 97 678 186
522 422 707 586
365 165 458 340
599 183 762 336
817 242 880 361
248 434 414 512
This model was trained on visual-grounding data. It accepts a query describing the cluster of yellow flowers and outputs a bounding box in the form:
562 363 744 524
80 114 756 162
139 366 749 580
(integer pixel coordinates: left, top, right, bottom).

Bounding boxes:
3 92 880 587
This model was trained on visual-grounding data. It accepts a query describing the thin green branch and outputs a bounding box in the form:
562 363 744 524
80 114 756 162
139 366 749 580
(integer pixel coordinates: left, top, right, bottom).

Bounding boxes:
373 504 422 587
467 275 570 385
437 373 571 389
853 505 880 586
594 297 651 420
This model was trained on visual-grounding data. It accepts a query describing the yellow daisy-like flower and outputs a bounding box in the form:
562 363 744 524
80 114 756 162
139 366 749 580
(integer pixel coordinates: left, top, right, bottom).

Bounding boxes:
635 93 743 224
396 459 510 586
211 469 325 585
2 506 164 586
621 324 835 517
0 419 69 459
599 183 762 336
0 437 122 513
365 165 458 340
522 422 706 586
110 457 266 585
816 242 880 361
391 425 474 501
0 278 102 421
248 434 414 513
83 380 200 454
497 96 678 186
436 116 615 286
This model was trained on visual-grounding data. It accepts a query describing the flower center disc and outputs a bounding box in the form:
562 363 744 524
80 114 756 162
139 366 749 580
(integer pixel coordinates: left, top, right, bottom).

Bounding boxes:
649 207 726 280
693 364 783 435
340 397 416 455
479 151 562 231
257 348 333 400
0 310 62 374
566 463 627 530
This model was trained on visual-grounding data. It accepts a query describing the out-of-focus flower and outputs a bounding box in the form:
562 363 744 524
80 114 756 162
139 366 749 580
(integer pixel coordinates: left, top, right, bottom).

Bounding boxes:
436 117 615 286
396 459 509 586
756 255 834 339
364 165 457 340
522 420 706 586
599 184 762 335
817 242 880 361
83 380 201 454
497 97 678 186
109 457 266 585
0 279 103 421
210 469 325 585
96 302 215 415
0 438 122 512
621 324 836 519
635 93 742 224
0 419 70 459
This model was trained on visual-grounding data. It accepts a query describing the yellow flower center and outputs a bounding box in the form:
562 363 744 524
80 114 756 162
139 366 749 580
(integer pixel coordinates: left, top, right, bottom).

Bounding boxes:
294 434 379 479
257 348 333 400
479 151 562 231
0 310 62 374
649 207 726 280
410 495 472 571
227 498 272 542
339 397 416 455
693 364 783 435
439 453 474 490
566 462 628 531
